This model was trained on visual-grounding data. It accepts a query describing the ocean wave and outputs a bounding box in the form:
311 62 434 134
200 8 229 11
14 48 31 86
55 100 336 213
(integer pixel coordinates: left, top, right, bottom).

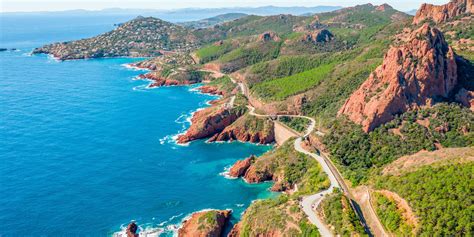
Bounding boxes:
132 84 152 92
219 165 238 179
121 63 150 72
112 213 184 237
46 54 60 63
159 107 202 146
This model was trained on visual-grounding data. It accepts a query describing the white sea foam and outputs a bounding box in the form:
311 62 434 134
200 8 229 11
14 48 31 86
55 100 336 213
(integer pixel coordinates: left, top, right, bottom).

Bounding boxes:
236 203 245 207
132 85 152 91
112 213 185 237
219 165 238 179
121 63 150 72
46 54 60 62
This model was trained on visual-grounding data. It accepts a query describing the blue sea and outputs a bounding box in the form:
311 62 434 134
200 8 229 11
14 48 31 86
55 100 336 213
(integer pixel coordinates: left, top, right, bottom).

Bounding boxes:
0 15 274 236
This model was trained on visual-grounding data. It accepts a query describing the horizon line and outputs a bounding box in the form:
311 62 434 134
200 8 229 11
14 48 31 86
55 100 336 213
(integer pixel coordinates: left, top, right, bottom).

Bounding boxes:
0 3 416 14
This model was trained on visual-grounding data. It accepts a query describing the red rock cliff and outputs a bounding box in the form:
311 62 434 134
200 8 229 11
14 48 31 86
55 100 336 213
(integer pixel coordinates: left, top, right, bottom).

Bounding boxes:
177 102 245 143
207 114 275 144
178 210 231 237
413 0 473 24
339 24 458 132
228 156 256 178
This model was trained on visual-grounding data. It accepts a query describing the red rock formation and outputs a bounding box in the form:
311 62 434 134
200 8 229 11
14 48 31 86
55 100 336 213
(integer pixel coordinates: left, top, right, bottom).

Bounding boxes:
243 164 273 183
258 31 281 42
178 210 231 237
228 156 256 177
208 127 275 144
177 105 245 143
227 222 241 237
413 0 473 24
197 85 225 96
207 114 275 144
375 3 393 12
126 222 138 237
139 72 192 87
339 24 458 132
302 29 334 43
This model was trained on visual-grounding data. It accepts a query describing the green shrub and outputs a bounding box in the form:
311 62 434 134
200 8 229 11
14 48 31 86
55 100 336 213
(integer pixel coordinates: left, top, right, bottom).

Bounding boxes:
372 192 413 235
323 103 473 184
374 163 474 236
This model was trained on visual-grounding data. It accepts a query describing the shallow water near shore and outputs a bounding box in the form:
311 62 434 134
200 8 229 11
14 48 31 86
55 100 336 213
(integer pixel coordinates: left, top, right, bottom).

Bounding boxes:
0 21 275 235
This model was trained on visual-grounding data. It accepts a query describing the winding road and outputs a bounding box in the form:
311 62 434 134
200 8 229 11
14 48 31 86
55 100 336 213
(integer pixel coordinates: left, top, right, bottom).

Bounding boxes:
202 69 370 236
248 105 340 236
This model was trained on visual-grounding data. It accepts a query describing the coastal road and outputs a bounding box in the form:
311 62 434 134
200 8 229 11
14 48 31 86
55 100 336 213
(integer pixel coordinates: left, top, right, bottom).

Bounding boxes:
248 105 340 236
203 68 370 236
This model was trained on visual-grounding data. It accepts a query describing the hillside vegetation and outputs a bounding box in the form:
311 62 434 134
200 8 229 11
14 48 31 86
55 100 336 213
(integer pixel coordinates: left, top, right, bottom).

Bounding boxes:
318 190 366 236
372 192 414 236
323 103 473 184
374 162 474 236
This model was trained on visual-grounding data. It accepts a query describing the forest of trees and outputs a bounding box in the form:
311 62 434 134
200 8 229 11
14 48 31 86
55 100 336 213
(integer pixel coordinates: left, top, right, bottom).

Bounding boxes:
374 163 473 236
323 103 473 184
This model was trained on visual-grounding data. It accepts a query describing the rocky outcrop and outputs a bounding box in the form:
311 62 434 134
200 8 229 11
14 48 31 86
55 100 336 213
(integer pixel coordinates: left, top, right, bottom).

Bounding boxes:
126 222 138 237
139 73 188 88
243 164 274 184
375 3 393 12
197 85 226 96
228 156 256 177
339 24 458 132
177 103 245 143
207 114 275 144
302 29 334 43
413 0 473 25
227 222 241 237
178 210 231 237
258 31 281 42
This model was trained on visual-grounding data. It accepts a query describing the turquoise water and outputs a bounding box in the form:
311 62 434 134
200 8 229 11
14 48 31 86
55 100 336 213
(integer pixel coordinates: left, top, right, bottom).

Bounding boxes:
0 16 274 236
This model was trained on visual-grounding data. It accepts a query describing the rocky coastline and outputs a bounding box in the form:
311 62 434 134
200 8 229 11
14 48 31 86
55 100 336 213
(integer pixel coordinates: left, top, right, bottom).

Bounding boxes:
178 210 231 237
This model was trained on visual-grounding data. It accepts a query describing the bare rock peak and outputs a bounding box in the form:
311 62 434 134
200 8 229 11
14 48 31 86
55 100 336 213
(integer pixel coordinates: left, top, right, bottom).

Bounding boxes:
338 24 458 132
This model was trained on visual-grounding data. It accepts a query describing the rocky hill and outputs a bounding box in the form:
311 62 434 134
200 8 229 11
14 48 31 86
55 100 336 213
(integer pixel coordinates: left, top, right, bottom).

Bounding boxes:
178 210 231 237
33 16 199 60
339 24 459 132
29 2 474 236
412 0 474 60
413 0 473 24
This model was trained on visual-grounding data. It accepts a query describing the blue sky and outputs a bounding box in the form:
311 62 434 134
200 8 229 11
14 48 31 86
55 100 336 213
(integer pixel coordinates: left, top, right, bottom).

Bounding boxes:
1 0 449 12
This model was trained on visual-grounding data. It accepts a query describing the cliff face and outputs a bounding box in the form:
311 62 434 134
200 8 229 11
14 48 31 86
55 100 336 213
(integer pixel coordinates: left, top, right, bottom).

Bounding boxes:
197 85 226 96
339 24 458 132
208 114 275 144
413 0 473 24
139 73 187 88
178 210 231 237
177 103 246 143
228 156 255 177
